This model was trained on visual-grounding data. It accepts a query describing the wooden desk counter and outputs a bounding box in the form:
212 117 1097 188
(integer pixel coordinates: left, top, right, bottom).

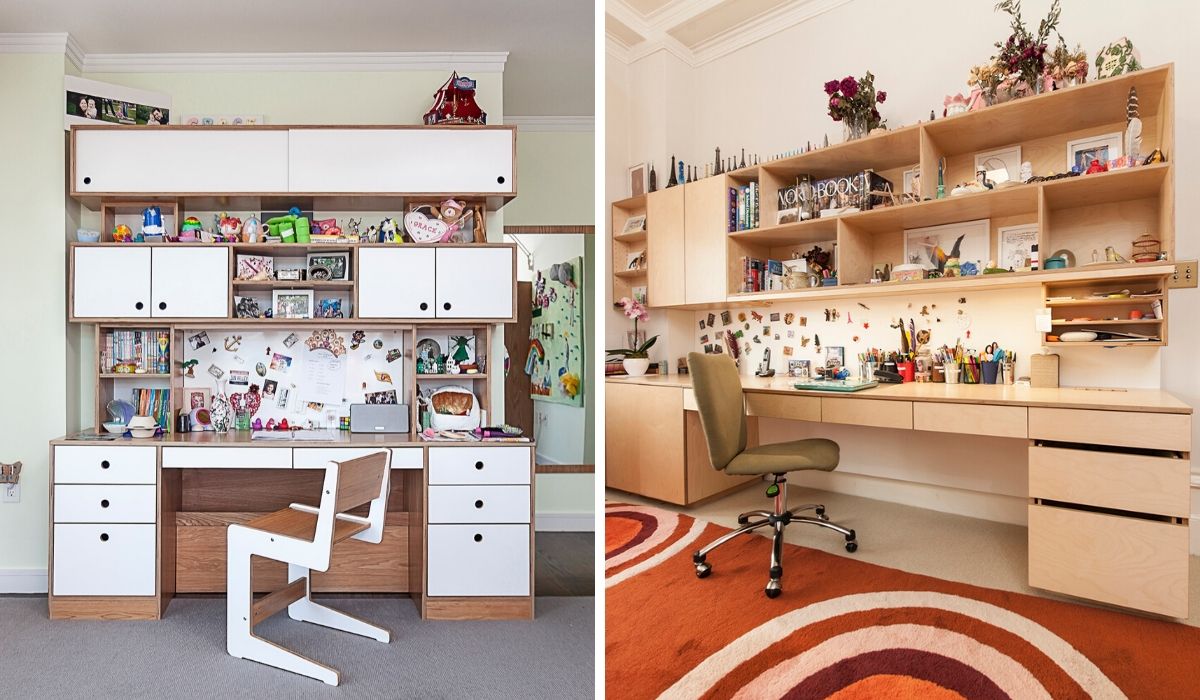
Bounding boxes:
51 431 533 448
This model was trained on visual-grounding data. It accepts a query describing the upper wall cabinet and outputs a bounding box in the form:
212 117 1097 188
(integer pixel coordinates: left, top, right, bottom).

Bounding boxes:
73 129 290 194
287 127 515 194
71 246 230 320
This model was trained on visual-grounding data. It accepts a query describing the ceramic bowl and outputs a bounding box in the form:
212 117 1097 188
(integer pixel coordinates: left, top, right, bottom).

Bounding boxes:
127 415 157 429
75 229 100 243
102 421 127 434
129 427 157 439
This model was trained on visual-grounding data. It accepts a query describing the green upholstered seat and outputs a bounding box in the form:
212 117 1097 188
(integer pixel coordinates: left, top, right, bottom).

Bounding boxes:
687 352 839 476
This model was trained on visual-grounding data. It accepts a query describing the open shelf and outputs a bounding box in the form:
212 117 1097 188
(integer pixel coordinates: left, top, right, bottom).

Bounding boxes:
612 229 647 244
416 373 488 379
846 182 1039 235
761 125 922 179
1041 163 1169 209
729 217 838 246
613 269 647 279
1050 318 1163 326
231 280 354 290
1045 295 1163 306
98 373 171 379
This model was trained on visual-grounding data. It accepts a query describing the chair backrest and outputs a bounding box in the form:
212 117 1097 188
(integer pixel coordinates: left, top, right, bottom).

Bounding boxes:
686 352 748 471
334 452 389 514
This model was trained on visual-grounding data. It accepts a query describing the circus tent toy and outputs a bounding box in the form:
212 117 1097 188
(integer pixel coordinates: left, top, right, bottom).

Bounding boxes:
423 72 487 125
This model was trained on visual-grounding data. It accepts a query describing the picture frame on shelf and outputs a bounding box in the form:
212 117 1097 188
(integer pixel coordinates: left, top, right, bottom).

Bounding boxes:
1066 133 1122 172
997 224 1040 271
626 250 646 271
628 163 647 198
317 298 344 318
788 359 811 378
631 285 648 305
185 388 211 411
275 268 305 281
824 346 845 370
234 296 263 319
974 145 1022 184
903 219 990 272
902 168 919 197
305 251 349 281
621 214 646 235
446 334 476 365
272 290 314 319
235 254 273 281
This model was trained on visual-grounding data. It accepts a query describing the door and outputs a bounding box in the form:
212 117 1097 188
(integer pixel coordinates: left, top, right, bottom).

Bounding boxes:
73 129 289 193
358 247 437 318
72 246 150 318
435 247 515 319
646 186 685 307
150 248 229 317
288 128 515 194
503 282 534 436
684 175 730 304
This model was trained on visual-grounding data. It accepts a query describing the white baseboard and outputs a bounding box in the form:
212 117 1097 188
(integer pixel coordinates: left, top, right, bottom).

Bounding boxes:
0 569 47 594
535 512 594 532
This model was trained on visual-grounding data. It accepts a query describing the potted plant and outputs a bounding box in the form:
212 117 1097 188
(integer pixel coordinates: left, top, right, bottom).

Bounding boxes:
608 297 657 376
824 72 886 140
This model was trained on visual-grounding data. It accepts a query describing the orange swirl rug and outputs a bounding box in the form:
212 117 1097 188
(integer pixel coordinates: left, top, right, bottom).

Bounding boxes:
605 503 1200 699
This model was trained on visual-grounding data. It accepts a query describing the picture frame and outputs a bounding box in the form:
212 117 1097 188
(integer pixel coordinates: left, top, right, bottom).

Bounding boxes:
185 388 211 411
626 250 646 271
445 333 476 365
628 163 647 198
235 254 273 281
903 219 990 272
275 268 304 281
631 285 648 305
902 167 919 196
1066 133 1123 172
997 224 1040 271
305 251 349 281
621 214 646 235
272 290 314 319
974 145 1022 184
788 359 811 378
824 346 845 370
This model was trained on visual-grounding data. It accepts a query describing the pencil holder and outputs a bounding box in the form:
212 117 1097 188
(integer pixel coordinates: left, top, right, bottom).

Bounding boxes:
896 361 914 382
1002 361 1015 385
943 364 960 384
932 365 945 382
981 360 1000 384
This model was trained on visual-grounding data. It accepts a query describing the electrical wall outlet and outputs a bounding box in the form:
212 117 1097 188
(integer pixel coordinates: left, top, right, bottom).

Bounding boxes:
2 484 19 503
1170 260 1198 289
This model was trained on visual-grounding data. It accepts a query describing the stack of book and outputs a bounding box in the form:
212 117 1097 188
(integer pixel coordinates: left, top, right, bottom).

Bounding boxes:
728 181 760 232
739 257 785 293
130 388 171 430
101 329 170 374
605 361 627 376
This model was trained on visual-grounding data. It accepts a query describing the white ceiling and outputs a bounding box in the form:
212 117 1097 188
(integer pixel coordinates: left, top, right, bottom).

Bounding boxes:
0 0 594 117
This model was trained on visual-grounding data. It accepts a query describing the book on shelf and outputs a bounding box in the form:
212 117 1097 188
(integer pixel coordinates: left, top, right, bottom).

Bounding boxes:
739 256 786 293
130 387 171 430
728 181 760 232
102 329 170 374
605 361 627 376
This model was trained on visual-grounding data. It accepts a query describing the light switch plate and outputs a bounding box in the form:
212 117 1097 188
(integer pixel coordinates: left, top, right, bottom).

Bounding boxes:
2 484 19 503
1170 260 1198 288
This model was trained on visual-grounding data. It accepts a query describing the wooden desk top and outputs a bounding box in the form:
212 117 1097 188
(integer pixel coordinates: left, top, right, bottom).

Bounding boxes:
50 431 534 447
607 374 1192 414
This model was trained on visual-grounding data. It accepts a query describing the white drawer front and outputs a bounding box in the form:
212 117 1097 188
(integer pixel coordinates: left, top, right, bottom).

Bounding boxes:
162 446 292 469
54 446 156 484
427 524 530 597
429 485 530 524
428 447 530 485
291 447 423 470
54 484 157 523
53 524 156 596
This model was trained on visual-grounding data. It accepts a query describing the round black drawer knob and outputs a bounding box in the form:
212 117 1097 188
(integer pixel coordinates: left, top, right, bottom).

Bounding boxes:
83 176 92 185
443 302 452 311
158 302 167 310
474 461 484 470
474 499 484 509
100 499 110 508
135 302 144 310
100 460 110 469
419 302 428 311
99 533 109 542
473 534 483 543
497 175 506 184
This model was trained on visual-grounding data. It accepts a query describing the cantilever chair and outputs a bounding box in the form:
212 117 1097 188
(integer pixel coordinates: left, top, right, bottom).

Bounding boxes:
687 353 858 598
227 452 392 685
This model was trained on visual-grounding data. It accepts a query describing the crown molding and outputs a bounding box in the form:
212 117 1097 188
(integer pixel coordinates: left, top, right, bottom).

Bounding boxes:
505 116 594 132
81 51 509 74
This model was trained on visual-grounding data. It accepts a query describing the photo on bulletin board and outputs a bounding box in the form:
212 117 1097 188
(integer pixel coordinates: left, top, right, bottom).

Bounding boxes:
527 257 583 406
903 219 989 271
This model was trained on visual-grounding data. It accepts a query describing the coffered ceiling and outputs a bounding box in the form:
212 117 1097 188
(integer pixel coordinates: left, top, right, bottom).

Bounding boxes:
607 0 851 66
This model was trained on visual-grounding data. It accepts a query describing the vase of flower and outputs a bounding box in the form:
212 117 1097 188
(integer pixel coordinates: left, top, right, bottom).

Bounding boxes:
607 297 658 377
843 112 870 141
824 72 886 140
992 0 1060 101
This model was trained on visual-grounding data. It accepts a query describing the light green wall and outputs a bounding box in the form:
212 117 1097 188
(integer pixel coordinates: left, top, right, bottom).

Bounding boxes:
505 131 594 225
0 54 70 573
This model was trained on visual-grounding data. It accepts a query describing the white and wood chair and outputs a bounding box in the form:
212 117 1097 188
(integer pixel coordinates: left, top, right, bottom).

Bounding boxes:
226 452 392 686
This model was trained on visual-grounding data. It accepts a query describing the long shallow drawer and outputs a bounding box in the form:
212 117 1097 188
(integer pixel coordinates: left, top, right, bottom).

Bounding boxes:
54 484 156 523
429 485 531 524
162 446 291 469
427 524 530 597
822 398 912 429
1028 504 1188 617
54 445 156 484
745 393 821 422
1028 408 1191 452
1029 446 1190 517
914 402 1027 438
428 446 530 485
53 523 156 596
291 447 424 470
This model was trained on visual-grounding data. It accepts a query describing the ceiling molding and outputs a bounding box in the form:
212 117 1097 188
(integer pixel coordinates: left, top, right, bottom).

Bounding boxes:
81 51 509 74
505 116 594 132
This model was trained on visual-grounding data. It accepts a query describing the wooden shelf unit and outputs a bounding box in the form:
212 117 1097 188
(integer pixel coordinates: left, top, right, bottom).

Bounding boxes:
611 194 648 304
93 324 177 433
1041 272 1169 347
412 325 493 431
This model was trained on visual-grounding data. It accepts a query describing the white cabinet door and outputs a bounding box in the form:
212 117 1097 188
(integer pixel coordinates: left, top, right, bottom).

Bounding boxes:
358 247 436 318
434 247 514 319
151 247 229 317
288 128 514 194
74 129 289 193
72 247 151 318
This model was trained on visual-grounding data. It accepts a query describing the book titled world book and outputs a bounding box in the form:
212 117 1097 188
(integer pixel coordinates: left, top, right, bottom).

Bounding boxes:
811 170 894 218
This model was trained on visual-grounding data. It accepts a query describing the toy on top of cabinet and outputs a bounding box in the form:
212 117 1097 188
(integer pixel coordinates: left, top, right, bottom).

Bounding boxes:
141 206 165 242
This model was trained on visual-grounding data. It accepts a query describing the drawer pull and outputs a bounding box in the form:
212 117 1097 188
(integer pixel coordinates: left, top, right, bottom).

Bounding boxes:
135 301 144 310
474 499 484 509
100 499 110 509
100 460 110 469
473 533 483 542
99 533 109 542
475 461 484 470
497 175 506 184
419 302 428 311
83 176 92 185
444 302 453 311
158 301 167 311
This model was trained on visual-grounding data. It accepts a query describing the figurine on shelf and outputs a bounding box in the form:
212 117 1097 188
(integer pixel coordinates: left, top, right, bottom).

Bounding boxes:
241 215 260 243
219 212 242 241
113 223 133 243
423 72 487 125
141 206 165 242
179 216 203 242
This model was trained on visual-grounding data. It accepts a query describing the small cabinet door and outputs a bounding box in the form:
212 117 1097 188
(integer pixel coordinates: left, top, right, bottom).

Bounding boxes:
646 186 685 307
435 247 514 319
288 128 514 194
74 129 289 193
72 247 151 318
151 248 229 317
358 247 436 318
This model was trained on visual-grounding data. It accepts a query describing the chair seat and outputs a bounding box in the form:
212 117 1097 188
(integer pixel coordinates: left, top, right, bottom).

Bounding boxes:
244 507 368 544
725 438 839 476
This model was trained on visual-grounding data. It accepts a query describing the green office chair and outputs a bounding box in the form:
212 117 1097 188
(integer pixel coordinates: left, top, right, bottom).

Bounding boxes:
687 352 858 598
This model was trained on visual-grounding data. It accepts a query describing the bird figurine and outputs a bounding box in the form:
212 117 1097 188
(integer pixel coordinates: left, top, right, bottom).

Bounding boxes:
929 233 966 273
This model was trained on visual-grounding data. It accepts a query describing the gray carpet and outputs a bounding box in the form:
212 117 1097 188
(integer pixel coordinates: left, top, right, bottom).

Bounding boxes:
3 596 594 699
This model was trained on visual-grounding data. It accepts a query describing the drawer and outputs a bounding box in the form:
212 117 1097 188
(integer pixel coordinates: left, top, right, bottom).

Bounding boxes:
914 402 1027 438
426 524 530 597
428 485 531 524
1028 504 1188 617
162 446 291 469
822 398 912 429
428 447 530 485
745 393 821 422
54 445 156 484
292 446 423 470
1029 446 1190 517
54 484 157 523
1028 408 1191 452
52 523 156 596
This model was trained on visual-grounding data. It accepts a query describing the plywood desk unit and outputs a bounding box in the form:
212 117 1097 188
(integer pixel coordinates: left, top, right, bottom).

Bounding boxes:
606 375 1192 617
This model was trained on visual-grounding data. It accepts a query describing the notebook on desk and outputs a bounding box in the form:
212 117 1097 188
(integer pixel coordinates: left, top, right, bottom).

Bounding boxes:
792 379 879 392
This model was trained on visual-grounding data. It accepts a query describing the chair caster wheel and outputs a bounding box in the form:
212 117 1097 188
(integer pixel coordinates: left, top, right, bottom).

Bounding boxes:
736 515 750 525
815 506 828 521
695 563 712 578
692 552 706 565
845 541 858 553
765 585 782 599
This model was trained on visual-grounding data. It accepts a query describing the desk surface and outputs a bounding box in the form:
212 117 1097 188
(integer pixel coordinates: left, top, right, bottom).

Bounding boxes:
608 374 1192 414
50 431 534 447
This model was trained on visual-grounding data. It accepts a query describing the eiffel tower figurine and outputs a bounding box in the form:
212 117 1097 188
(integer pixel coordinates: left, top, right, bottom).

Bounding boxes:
667 155 678 188
714 146 722 175
740 148 746 169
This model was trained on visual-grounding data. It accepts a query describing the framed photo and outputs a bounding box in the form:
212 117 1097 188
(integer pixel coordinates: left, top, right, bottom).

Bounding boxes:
824 346 845 370
974 145 1021 184
446 333 476 364
997 224 1040 270
275 268 304 281
788 359 811 378
187 331 210 351
185 388 211 411
902 167 919 196
904 219 990 272
621 215 646 235
628 163 647 198
272 290 314 319
235 254 273 281
626 250 646 271
631 285 648 305
1066 133 1122 172
305 251 349 281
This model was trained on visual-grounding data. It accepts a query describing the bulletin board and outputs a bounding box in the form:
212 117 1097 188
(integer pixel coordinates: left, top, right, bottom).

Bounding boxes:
527 257 584 406
182 328 407 427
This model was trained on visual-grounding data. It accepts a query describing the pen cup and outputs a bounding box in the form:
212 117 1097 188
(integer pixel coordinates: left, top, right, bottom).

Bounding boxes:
1003 361 1015 385
860 361 876 382
944 364 960 384
932 364 945 382
981 360 1000 384
896 361 915 382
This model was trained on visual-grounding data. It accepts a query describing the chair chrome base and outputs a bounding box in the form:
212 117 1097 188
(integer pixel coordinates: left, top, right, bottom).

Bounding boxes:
692 477 858 597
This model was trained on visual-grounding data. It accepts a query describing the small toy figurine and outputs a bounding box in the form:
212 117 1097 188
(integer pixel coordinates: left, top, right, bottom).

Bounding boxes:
219 212 242 241
241 215 260 243
113 224 133 242
141 206 165 241
1085 158 1109 175
379 217 401 243
178 216 203 242
436 199 466 241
